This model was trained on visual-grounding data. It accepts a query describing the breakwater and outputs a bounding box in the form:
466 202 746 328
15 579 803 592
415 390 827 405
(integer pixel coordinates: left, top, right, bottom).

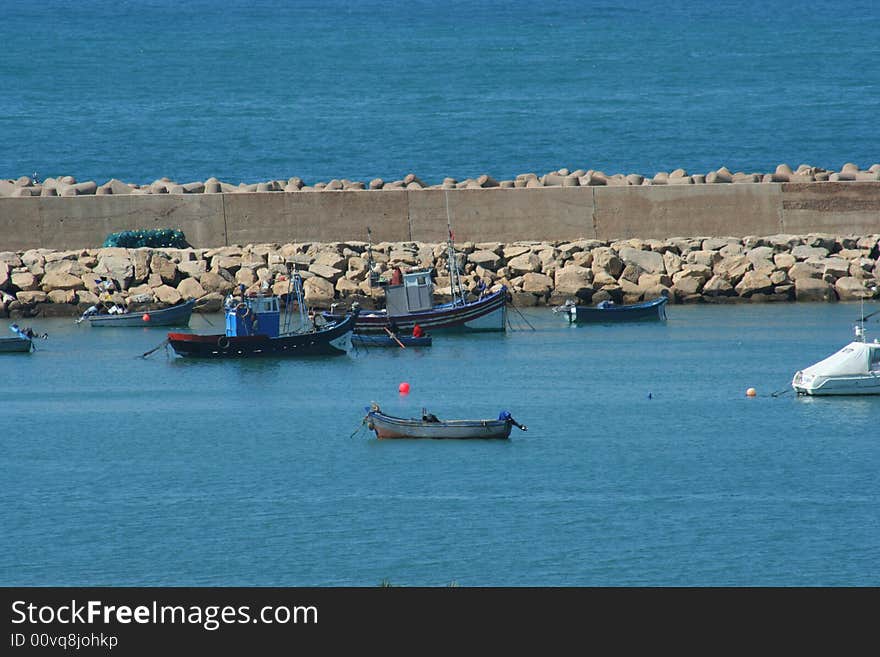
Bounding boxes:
1 167 880 251
2 234 878 319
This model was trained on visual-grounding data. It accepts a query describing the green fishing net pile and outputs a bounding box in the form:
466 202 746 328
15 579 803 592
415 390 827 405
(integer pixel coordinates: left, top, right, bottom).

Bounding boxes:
103 229 189 248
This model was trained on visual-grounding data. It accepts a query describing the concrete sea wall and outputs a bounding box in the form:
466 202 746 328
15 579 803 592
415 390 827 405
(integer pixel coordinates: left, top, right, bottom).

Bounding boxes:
1 174 880 251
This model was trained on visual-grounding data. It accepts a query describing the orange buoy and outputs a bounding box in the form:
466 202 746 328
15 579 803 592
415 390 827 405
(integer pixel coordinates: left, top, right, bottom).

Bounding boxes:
398 382 410 394
746 387 756 397
142 313 151 322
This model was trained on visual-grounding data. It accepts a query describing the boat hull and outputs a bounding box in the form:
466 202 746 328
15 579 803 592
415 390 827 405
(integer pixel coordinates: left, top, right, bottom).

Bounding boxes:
0 337 32 353
792 371 880 395
88 299 196 327
324 288 507 334
567 296 668 323
366 409 513 439
167 313 355 358
352 333 432 347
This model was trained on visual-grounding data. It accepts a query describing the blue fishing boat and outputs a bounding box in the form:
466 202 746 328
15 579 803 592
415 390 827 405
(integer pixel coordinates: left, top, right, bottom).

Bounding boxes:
554 294 669 324
167 273 356 359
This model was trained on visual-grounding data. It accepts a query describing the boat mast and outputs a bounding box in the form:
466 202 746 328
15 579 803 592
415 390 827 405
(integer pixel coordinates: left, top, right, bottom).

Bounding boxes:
444 191 467 306
366 226 378 288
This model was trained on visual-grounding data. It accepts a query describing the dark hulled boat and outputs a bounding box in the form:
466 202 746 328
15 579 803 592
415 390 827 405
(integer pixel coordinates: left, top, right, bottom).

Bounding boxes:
364 403 527 440
554 294 669 323
168 275 356 359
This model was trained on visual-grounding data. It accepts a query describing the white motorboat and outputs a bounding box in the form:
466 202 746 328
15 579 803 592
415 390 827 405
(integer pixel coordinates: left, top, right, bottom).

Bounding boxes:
792 319 880 396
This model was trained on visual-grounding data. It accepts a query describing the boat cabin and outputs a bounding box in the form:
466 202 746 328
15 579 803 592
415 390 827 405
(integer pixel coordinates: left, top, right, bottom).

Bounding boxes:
225 294 281 338
385 270 434 316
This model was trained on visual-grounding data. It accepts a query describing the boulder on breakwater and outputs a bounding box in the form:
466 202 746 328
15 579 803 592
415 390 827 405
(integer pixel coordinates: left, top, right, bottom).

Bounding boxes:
1 234 878 319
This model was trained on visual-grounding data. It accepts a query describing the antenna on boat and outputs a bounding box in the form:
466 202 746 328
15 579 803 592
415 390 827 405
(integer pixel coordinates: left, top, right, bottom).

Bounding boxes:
366 226 378 288
857 285 880 342
444 191 467 306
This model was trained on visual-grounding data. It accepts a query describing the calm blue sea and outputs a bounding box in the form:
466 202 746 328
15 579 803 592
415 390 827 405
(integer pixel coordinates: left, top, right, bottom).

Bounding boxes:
1 0 878 185
1 303 878 586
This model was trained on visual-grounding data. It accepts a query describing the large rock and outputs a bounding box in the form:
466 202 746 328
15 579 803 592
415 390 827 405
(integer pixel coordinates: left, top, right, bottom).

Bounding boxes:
45 260 91 276
95 255 134 289
506 252 542 275
685 250 722 267
795 278 837 302
591 249 623 278
195 293 224 313
618 277 644 303
48 289 77 304
304 276 335 307
713 255 752 285
41 272 86 291
554 265 593 299
702 275 735 296
773 253 796 269
131 249 152 282
672 269 707 296
17 291 48 304
308 263 343 283
235 267 258 287
0 252 23 267
834 277 875 300
503 245 531 260
469 250 503 270
521 272 553 295
734 271 774 297
791 245 829 260
212 256 241 273
199 271 235 295
813 257 849 281
0 263 8 291
618 246 665 274
11 272 38 291
153 285 182 305
335 278 361 296
788 261 824 280
662 251 682 275
150 255 180 285
177 278 206 300
312 251 347 270
178 260 207 278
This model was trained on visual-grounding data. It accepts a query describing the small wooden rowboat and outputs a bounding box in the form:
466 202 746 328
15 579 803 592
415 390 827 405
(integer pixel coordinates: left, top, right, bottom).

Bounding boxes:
364 403 527 440
554 294 668 323
82 298 196 327
351 333 432 348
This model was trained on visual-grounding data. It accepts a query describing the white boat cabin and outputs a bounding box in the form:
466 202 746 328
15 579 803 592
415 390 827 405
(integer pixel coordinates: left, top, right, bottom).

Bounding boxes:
385 270 434 316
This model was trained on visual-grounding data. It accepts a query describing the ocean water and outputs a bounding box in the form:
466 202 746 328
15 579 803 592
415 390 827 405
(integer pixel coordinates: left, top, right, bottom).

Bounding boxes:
1 0 878 185
1 302 878 586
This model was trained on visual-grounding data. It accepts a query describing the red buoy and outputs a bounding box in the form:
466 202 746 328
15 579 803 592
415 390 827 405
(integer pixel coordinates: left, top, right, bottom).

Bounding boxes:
398 382 410 394
142 313 151 322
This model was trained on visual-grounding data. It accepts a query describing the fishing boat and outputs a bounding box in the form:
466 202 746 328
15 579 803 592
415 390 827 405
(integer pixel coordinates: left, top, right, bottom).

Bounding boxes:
0 324 35 353
792 308 880 396
553 293 669 323
364 403 527 440
351 332 432 348
167 273 356 359
322 198 508 333
79 298 196 327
